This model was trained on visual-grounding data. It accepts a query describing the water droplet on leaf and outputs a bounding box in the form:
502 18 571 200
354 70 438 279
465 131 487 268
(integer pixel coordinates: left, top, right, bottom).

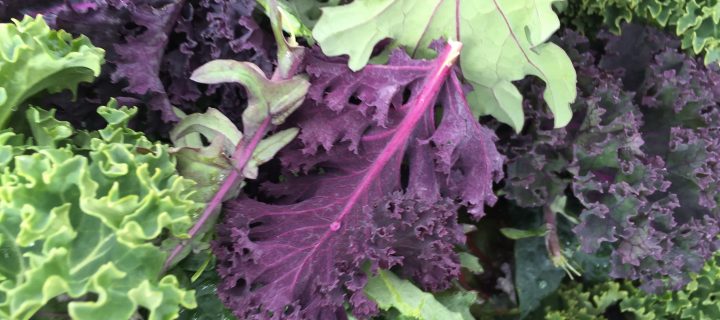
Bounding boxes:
538 280 547 289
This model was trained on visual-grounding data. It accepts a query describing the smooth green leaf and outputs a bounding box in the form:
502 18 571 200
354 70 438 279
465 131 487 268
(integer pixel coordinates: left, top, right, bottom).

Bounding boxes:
312 0 576 131
169 108 299 204
265 0 341 31
170 108 238 205
256 0 321 39
500 227 548 240
515 237 565 317
459 252 484 274
190 60 309 137
549 195 579 224
435 291 477 320
242 128 298 180
365 270 465 320
171 108 243 154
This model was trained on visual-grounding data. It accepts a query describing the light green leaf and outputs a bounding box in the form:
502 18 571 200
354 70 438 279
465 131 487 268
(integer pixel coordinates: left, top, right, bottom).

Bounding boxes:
435 291 477 320
620 254 720 320
164 107 299 269
500 227 548 240
0 88 6 107
364 270 465 320
0 103 198 320
0 15 104 130
171 108 243 154
25 108 73 147
175 57 307 206
243 128 298 179
170 108 239 204
256 0 320 39
549 195 579 224
190 60 309 137
459 252 484 274
263 0 341 31
312 0 576 131
169 108 299 203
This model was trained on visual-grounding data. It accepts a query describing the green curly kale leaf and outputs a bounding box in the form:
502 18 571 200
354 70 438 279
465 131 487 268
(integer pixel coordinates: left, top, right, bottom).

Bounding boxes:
0 100 198 320
620 254 720 320
0 15 104 129
564 0 720 65
546 254 720 320
544 282 628 320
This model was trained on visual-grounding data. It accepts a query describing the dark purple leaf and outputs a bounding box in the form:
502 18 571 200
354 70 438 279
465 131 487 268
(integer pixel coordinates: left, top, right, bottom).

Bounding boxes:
213 44 503 319
0 0 273 132
501 26 720 291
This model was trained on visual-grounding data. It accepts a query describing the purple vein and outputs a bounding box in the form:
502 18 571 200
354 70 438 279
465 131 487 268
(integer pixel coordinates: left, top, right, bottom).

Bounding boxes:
362 127 399 142
260 224 328 239
368 65 432 71
287 41 463 292
334 41 461 226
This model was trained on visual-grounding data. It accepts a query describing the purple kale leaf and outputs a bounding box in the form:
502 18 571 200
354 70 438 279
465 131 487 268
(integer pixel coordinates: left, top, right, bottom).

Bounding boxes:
1 0 272 130
164 0 274 121
111 0 184 122
3 0 185 123
212 45 503 319
500 26 720 292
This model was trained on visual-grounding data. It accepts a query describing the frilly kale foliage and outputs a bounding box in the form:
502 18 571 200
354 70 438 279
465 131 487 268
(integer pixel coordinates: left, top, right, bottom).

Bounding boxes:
564 0 720 66
546 254 720 320
544 282 628 320
0 101 199 320
5 2 720 320
502 25 720 292
0 0 272 129
213 46 503 319
0 15 103 129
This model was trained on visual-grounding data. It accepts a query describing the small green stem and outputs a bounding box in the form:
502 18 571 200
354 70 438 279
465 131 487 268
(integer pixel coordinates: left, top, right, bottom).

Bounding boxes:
268 0 304 80
544 204 580 278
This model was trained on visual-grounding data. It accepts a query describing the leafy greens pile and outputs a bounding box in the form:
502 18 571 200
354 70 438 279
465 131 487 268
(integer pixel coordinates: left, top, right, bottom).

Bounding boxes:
2 0 720 320
501 25 720 292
